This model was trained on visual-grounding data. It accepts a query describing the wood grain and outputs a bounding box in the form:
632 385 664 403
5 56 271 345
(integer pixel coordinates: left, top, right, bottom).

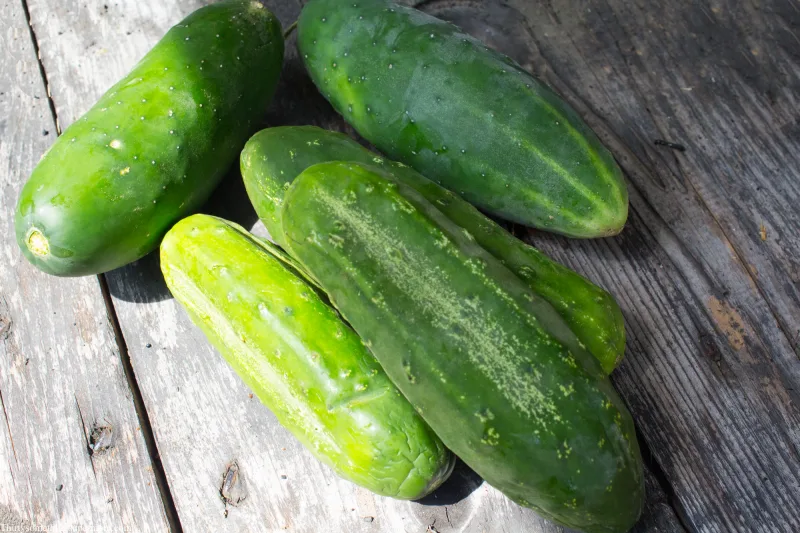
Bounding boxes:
19 0 799 531
0 1 169 531
411 0 800 531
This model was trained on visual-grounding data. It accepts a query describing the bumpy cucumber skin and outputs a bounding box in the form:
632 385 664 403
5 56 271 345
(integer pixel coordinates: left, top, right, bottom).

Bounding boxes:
15 1 284 276
297 0 628 238
160 214 453 499
241 126 625 373
282 162 644 533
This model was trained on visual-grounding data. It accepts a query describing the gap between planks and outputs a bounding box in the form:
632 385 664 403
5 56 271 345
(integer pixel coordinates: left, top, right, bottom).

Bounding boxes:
98 275 184 533
633 426 691 532
19 0 59 134
18 0 183 529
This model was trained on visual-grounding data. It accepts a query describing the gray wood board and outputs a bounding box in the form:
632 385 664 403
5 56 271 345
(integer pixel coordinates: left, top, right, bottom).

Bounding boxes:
23 0 797 531
417 0 800 531
0 1 169 531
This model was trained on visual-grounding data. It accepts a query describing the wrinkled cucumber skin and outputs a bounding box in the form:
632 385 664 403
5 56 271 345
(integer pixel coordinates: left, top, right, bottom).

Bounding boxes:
241 126 625 373
15 1 283 276
282 162 644 533
160 214 453 500
298 0 629 238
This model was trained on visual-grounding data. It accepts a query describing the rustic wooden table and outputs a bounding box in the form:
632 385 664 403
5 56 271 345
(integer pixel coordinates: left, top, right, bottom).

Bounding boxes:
1 0 798 532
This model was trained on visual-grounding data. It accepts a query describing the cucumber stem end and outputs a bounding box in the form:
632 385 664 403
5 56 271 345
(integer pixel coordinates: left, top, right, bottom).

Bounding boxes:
26 227 50 257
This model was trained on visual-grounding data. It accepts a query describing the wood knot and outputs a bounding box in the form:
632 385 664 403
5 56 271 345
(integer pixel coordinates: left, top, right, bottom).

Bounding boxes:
220 460 247 515
89 423 113 456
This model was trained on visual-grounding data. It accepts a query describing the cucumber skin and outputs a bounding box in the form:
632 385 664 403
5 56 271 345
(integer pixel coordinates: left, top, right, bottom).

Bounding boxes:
282 162 644 533
297 0 628 238
15 1 283 276
160 214 453 500
241 126 625 373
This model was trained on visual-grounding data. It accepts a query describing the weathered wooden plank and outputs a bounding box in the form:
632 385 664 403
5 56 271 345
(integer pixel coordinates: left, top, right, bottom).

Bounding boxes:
24 0 684 531
410 0 800 531
0 1 170 531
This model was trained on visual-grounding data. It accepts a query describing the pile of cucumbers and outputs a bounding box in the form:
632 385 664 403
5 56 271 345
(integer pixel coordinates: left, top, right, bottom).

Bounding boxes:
14 1 644 532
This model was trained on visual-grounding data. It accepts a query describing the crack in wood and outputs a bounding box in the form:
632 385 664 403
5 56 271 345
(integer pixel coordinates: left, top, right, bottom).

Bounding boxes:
74 394 96 480
634 427 691 533
19 0 60 135
0 387 18 468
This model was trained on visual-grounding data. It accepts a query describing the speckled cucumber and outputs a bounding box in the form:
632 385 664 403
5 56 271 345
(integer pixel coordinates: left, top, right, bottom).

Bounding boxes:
241 126 625 373
297 0 628 238
15 1 283 276
282 162 644 533
160 214 453 499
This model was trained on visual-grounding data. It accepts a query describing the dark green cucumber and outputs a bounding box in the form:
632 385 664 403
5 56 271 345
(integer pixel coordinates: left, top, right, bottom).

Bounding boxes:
282 162 643 533
241 126 625 373
15 1 283 276
297 0 628 238
160 214 453 499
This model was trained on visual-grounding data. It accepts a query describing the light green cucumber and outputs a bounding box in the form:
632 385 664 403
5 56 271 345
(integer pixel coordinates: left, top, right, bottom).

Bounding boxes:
160 214 453 499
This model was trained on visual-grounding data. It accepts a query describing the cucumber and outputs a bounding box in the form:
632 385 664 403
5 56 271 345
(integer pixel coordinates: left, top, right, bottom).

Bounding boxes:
160 214 453 499
241 126 625 373
297 0 628 238
281 162 644 533
15 1 284 276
